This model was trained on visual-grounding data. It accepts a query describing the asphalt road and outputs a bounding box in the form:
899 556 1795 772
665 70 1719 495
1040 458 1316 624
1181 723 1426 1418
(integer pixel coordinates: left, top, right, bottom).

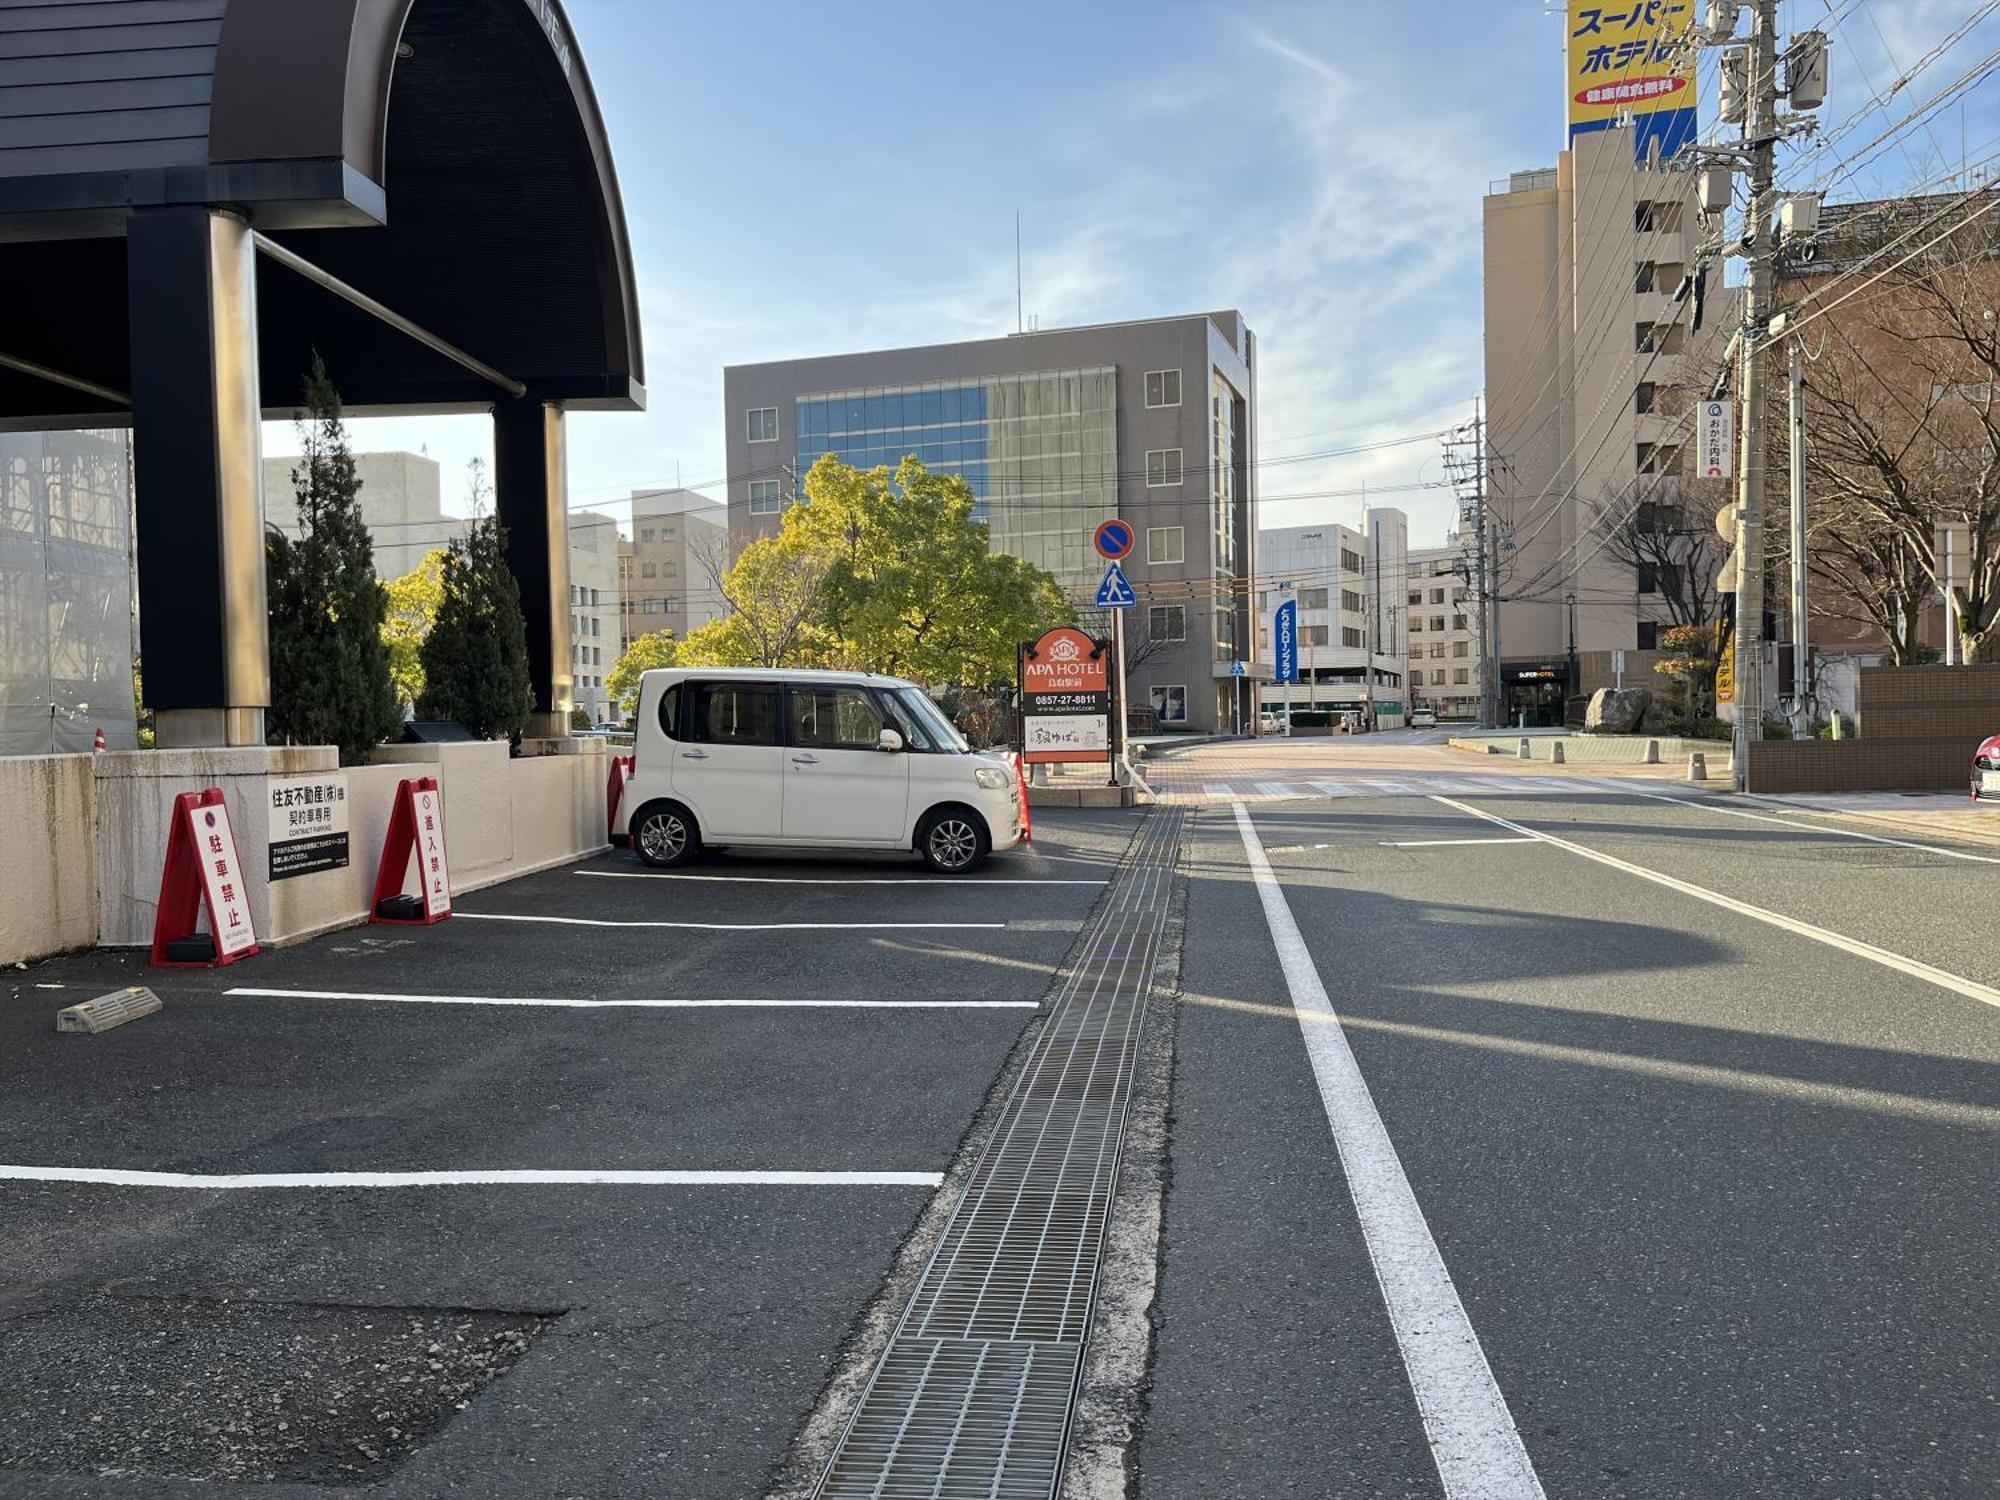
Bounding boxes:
1141 786 1999 1499
0 811 1133 1500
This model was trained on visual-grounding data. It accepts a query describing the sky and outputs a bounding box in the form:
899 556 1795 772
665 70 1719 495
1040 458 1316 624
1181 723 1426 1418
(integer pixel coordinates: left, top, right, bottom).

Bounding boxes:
263 0 2000 554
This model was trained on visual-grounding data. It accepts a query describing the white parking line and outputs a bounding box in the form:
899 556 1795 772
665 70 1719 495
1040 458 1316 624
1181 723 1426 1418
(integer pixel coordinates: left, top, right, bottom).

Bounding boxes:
1432 796 2000 1013
1379 837 1541 848
577 871 1110 885
1232 802 1548 1500
226 987 1039 1010
457 912 1003 932
0 1165 942 1190
1597 785 2000 866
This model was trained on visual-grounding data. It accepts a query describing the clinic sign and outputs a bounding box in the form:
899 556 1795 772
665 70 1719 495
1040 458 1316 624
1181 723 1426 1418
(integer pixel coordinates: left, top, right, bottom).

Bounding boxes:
1697 399 1734 480
1021 626 1111 765
1568 1 1697 162
268 773 349 880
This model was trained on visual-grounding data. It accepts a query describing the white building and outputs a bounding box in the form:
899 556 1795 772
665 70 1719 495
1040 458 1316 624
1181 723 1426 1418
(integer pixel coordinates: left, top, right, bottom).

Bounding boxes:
1256 509 1409 726
567 510 621 722
1404 539 1482 722
262 450 465 584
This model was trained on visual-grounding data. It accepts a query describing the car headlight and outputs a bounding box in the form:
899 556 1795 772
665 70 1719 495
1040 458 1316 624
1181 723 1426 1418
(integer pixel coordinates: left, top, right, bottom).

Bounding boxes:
974 766 1010 791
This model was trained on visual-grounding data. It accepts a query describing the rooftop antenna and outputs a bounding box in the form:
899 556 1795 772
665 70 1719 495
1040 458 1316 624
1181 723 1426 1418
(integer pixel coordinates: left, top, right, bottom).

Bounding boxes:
1015 209 1023 335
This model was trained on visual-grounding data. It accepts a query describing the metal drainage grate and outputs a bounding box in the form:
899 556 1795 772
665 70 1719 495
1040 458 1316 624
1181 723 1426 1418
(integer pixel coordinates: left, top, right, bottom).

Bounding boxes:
816 810 1182 1499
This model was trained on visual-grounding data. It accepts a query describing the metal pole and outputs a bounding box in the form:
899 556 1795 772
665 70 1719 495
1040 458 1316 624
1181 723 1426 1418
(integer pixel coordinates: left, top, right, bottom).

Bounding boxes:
1110 606 1129 784
0 352 130 407
1943 525 1959 666
1731 0 1779 792
1788 337 1811 728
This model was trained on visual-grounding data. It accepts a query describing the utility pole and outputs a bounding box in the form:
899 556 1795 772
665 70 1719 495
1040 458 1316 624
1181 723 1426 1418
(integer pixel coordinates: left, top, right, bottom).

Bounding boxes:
1787 336 1809 731
1442 401 1496 727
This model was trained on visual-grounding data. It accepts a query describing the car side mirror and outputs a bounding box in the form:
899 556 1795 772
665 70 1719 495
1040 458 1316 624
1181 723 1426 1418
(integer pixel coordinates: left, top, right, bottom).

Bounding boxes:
878 728 905 753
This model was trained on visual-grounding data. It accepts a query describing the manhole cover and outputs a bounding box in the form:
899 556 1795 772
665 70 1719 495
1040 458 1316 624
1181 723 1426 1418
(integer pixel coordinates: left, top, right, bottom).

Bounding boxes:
0 1294 555 1483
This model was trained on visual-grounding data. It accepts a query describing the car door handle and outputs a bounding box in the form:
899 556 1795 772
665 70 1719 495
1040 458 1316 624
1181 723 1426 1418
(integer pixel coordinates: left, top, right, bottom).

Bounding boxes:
790 754 819 765
680 749 708 760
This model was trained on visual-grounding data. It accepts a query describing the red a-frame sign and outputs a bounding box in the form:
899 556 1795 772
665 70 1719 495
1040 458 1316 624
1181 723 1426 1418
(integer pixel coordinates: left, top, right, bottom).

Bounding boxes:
371 776 452 924
151 788 259 967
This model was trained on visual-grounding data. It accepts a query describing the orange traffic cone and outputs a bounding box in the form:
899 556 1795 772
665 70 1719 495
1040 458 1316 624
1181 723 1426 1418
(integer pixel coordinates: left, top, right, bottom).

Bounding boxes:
92 726 105 753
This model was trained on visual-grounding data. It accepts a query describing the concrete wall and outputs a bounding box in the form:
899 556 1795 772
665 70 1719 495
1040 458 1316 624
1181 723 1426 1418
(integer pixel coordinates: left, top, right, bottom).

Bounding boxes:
0 753 99 965
4 739 611 965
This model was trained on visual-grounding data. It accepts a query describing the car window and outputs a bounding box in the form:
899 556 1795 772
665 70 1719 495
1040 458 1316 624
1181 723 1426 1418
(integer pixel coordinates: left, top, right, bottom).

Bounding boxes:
888 686 968 753
655 684 680 740
687 683 779 746
790 687 884 750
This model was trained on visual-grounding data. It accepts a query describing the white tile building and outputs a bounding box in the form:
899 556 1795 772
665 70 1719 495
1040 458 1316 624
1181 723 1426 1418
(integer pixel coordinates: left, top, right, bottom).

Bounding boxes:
1255 510 1409 725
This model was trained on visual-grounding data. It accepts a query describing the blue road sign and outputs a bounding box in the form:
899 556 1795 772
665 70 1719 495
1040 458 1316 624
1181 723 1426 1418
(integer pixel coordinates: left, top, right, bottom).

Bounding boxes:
1095 561 1136 609
1227 659 1246 678
1273 598 1299 684
1093 518 1136 561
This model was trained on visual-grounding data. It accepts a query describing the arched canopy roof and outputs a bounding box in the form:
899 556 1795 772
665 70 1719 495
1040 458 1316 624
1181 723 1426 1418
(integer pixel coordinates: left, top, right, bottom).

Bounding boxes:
0 0 644 419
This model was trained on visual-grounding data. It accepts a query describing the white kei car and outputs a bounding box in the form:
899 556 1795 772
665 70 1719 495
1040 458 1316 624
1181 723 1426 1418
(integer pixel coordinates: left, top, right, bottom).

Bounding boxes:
618 668 1026 874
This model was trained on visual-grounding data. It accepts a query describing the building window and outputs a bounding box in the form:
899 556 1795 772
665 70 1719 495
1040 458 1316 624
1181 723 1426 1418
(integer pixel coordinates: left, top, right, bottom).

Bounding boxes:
642 599 657 614
1339 589 1362 613
1638 562 1659 593
1145 369 1182 408
748 480 781 514
641 562 657 578
1453 641 1469 658
1453 613 1468 630
1151 685 1188 724
1452 668 1468 685
1409 617 1423 633
1301 587 1329 610
1635 382 1657 415
640 527 655 542
1635 262 1657 293
665 598 680 614
1634 202 1656 232
1430 587 1446 604
746 407 778 443
1148 605 1186 642
1342 626 1362 648
1301 625 1329 646
1638 620 1660 650
1407 590 1422 606
1430 642 1445 658
1430 616 1445 632
1340 548 1363 573
1146 449 1184 487
1147 526 1184 564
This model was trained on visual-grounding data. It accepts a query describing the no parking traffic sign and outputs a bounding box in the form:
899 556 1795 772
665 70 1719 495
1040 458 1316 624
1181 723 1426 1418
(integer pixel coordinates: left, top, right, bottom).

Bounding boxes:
1093 519 1135 561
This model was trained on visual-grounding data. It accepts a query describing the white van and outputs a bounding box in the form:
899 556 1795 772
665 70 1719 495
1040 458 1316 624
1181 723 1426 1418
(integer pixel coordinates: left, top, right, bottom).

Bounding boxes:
619 668 1025 874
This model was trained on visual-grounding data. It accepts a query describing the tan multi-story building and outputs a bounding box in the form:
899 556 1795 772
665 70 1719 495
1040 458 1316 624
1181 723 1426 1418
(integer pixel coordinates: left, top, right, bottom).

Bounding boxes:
1403 541 1482 722
567 510 621 722
1483 129 1740 724
621 488 726 651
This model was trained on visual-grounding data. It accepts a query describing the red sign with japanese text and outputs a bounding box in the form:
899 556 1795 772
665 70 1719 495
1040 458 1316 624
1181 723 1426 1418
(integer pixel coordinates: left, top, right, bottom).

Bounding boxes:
370 776 453 924
150 788 259 966
1022 627 1112 765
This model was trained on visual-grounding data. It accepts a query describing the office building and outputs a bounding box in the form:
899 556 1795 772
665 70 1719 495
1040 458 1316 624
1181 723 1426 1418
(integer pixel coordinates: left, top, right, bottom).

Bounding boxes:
1404 540 1482 722
1256 513 1409 725
262 450 465 584
623 488 726 650
723 312 1258 733
567 510 620 721
1484 111 1739 722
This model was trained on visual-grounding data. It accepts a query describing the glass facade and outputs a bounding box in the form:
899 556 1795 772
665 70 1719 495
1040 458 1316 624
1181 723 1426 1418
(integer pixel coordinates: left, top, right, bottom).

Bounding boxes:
793 368 1116 584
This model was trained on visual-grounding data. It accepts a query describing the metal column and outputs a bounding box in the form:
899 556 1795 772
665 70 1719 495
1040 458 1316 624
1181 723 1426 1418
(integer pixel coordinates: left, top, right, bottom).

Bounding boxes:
493 400 575 740
126 207 269 748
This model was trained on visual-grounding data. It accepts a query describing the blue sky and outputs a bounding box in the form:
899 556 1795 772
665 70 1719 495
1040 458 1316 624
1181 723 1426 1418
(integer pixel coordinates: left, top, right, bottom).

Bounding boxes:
266 0 2000 553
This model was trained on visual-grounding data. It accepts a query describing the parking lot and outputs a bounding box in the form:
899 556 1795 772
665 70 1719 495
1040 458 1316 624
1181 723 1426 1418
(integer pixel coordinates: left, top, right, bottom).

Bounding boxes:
0 809 1136 1500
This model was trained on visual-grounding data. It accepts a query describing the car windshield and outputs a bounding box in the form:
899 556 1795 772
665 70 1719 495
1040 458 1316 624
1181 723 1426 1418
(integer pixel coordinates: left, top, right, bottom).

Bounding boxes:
888 686 969 753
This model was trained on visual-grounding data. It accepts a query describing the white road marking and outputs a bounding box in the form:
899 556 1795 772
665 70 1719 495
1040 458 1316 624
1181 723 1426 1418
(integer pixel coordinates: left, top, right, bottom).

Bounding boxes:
1599 785 2000 866
1256 781 1301 797
1431 796 2000 1013
226 987 1038 1010
1231 802 1548 1500
1379 837 1541 848
1309 781 1357 797
0 1165 942 1190
577 870 1110 885
1362 779 1417 796
456 912 1002 932
1204 782 1236 796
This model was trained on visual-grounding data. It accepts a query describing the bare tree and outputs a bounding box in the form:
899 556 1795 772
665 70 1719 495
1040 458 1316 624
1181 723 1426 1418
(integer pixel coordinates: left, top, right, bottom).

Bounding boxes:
1590 481 1726 628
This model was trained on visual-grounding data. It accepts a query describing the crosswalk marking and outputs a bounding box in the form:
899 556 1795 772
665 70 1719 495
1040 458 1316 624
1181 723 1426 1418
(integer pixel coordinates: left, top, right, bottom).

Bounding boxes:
1182 773 1661 803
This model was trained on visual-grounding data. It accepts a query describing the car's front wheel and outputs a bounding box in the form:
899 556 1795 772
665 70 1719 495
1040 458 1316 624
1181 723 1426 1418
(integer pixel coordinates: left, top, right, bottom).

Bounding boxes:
917 806 988 874
631 801 700 869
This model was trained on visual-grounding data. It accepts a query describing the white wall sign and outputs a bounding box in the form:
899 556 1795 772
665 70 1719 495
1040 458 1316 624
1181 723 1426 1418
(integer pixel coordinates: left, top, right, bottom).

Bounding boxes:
268 773 350 880
1025 716 1111 754
1697 399 1734 480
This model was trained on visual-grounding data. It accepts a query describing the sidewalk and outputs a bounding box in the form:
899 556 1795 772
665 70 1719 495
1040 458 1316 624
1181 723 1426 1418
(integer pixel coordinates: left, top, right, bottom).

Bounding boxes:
1745 789 2000 849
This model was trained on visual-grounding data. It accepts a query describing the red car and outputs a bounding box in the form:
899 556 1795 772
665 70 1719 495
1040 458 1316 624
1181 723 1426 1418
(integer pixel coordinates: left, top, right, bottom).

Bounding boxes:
1975 733 2000 802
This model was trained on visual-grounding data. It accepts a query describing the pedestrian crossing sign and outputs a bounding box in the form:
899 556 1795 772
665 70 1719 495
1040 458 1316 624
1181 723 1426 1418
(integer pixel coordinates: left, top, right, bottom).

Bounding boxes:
1095 561 1136 609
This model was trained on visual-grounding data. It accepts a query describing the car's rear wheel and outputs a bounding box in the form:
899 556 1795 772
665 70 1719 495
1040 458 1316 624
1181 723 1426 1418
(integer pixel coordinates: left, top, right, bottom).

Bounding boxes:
917 806 988 874
632 801 699 868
